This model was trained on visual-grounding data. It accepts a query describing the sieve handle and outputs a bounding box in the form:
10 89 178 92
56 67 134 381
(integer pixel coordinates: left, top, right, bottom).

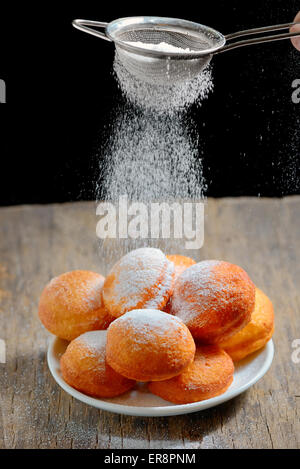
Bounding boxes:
72 19 112 42
219 22 300 53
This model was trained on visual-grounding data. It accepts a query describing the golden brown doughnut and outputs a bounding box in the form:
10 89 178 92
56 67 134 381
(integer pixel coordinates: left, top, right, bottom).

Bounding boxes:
106 309 195 381
219 287 274 361
169 260 255 344
38 270 113 341
60 331 135 397
148 345 234 404
166 254 196 281
103 248 175 318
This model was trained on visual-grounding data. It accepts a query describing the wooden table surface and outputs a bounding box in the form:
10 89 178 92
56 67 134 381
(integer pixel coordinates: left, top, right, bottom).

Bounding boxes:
0 197 299 449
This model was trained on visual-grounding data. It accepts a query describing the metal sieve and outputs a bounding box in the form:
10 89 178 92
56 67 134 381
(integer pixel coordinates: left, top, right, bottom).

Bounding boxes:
73 16 300 84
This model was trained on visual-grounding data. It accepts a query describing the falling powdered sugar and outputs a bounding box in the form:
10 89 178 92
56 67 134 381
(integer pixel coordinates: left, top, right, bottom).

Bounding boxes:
113 51 213 113
96 106 208 269
96 45 213 269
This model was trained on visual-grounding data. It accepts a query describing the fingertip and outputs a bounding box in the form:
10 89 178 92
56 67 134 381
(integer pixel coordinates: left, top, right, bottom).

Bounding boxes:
291 36 300 52
291 13 300 51
293 11 300 23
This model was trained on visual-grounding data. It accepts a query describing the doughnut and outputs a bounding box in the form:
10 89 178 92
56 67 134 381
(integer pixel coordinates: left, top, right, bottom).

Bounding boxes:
219 287 274 361
148 345 234 404
169 260 255 344
106 309 196 381
166 254 196 281
38 270 114 341
164 255 196 314
60 331 135 398
103 247 175 318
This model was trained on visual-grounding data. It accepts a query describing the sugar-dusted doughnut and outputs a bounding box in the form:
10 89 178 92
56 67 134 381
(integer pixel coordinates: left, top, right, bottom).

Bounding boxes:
166 254 196 281
38 270 114 341
169 260 255 344
103 248 175 318
164 254 196 314
106 309 195 381
219 287 274 361
60 331 135 397
148 345 234 404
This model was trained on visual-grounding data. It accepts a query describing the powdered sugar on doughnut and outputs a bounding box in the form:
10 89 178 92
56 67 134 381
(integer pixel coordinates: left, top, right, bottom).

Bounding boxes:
170 260 240 324
48 271 105 311
104 247 174 314
112 309 187 346
76 330 107 357
78 277 105 309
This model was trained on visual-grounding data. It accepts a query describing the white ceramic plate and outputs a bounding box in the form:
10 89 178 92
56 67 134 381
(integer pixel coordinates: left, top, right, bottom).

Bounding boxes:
47 336 274 417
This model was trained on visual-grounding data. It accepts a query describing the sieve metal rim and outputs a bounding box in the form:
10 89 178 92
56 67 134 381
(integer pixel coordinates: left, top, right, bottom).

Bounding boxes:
73 17 300 62
105 16 226 59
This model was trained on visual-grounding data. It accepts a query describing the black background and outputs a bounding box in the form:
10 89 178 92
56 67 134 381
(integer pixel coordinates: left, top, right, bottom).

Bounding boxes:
0 0 299 206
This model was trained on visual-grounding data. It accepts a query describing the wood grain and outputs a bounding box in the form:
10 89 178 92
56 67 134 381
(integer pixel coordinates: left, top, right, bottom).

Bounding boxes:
0 198 299 449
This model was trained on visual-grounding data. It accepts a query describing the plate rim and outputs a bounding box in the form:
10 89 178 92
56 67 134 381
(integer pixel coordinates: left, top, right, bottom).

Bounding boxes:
47 336 274 417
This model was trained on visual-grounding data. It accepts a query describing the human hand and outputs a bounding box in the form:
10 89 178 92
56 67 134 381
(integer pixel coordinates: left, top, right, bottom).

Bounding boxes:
291 11 300 50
